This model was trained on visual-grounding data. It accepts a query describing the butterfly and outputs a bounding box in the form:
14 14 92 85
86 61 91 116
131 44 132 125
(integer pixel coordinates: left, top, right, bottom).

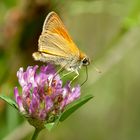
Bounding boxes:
33 11 90 82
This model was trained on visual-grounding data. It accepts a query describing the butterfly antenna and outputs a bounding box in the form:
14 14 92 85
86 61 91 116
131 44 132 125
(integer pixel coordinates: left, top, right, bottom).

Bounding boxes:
93 65 102 73
81 66 88 87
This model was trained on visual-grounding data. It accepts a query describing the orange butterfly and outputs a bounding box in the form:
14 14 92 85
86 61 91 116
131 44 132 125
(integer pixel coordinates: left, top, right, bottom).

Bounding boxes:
33 11 90 81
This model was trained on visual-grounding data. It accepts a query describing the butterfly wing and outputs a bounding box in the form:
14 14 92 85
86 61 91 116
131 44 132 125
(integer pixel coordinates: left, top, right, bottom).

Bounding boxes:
38 11 80 57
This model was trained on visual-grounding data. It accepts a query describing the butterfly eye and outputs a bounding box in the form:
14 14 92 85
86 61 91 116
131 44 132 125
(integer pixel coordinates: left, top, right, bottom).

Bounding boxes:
82 57 90 66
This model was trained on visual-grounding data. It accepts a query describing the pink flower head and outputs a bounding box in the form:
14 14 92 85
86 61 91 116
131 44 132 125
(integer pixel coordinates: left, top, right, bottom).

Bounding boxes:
14 64 80 123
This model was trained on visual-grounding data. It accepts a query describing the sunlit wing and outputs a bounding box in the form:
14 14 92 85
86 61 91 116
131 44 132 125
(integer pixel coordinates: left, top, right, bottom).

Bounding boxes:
38 11 80 57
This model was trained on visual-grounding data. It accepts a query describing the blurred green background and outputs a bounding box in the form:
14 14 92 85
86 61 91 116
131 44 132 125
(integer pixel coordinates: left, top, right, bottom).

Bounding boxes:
0 0 140 140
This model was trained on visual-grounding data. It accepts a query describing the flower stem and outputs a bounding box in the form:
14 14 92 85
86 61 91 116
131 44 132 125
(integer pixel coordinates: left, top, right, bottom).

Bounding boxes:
31 128 41 140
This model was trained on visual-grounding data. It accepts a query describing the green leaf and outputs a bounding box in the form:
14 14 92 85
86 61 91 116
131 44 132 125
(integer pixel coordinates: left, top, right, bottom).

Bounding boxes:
59 94 93 122
0 95 18 110
45 122 55 131
44 116 60 131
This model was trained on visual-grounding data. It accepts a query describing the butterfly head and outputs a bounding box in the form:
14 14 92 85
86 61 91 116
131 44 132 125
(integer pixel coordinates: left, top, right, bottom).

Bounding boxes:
82 57 90 66
79 51 90 66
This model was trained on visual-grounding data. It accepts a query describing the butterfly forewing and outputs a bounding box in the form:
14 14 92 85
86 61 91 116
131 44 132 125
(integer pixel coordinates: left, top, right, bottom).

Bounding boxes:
38 12 80 57
42 12 72 43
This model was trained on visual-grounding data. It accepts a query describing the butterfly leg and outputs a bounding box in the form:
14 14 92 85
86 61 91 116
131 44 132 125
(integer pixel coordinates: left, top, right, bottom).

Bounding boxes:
70 71 79 84
54 66 65 77
48 65 66 87
61 71 73 79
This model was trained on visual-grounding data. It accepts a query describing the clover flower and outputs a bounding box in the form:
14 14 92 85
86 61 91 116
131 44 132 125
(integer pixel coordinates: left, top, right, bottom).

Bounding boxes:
14 64 80 129
0 63 93 140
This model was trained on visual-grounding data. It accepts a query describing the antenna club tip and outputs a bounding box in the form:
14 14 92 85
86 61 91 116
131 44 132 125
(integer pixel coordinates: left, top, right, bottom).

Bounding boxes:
98 69 102 73
94 66 102 73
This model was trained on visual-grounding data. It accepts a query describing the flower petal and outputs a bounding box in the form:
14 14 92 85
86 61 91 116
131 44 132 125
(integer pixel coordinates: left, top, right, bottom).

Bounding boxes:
45 96 53 112
66 85 81 105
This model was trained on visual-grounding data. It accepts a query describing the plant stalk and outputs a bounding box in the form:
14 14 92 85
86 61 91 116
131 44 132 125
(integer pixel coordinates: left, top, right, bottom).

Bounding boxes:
31 128 41 140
